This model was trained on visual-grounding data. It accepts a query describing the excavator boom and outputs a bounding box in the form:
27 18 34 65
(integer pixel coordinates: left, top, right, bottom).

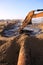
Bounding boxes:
19 9 43 32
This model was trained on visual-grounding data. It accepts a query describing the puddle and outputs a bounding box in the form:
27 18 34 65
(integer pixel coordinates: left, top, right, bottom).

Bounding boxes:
2 22 43 37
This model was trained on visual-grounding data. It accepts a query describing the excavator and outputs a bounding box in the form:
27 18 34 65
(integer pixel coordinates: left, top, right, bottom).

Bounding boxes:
18 9 43 34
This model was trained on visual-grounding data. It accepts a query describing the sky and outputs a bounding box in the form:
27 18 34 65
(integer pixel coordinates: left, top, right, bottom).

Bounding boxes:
0 0 43 19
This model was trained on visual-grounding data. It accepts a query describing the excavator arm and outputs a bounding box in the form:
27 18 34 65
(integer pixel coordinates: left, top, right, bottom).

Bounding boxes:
19 10 35 30
19 9 43 33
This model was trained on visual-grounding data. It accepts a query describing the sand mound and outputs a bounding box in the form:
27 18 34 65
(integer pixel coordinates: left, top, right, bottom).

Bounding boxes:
0 36 19 65
17 34 43 65
0 33 43 65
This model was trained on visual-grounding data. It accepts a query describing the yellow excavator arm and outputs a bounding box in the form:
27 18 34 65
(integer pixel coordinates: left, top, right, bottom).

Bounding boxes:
19 9 43 32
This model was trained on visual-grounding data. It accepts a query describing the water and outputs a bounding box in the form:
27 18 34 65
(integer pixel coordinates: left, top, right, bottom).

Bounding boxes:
3 22 43 37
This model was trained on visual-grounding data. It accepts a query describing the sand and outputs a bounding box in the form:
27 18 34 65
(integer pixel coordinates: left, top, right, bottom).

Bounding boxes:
0 21 43 65
0 33 43 65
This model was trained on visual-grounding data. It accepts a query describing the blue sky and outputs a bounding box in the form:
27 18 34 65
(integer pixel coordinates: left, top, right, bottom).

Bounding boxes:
0 0 43 19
